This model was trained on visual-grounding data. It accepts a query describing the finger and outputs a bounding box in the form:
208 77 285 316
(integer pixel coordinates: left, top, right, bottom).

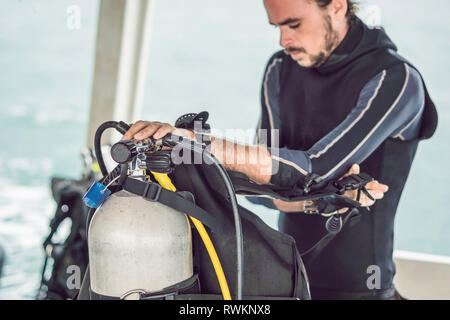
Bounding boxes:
366 180 389 192
153 123 175 139
122 121 150 140
364 189 385 200
360 194 376 206
349 163 360 174
370 191 385 200
342 164 360 178
134 122 163 140
360 190 384 206
173 128 195 140
361 200 376 207
343 189 356 200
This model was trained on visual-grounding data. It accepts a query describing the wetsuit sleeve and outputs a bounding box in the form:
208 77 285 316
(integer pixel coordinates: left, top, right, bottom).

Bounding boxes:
246 54 284 209
269 63 426 188
255 53 284 148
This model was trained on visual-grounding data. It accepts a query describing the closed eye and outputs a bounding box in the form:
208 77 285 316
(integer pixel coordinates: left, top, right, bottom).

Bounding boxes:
289 23 301 29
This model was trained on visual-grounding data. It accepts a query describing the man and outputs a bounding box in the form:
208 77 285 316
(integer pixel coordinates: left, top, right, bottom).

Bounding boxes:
124 0 437 299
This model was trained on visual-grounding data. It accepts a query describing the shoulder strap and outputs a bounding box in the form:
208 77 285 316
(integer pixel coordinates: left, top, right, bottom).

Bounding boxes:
122 177 224 234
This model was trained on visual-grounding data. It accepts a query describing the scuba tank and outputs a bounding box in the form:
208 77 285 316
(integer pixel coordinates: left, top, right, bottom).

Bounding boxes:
88 190 193 299
85 122 194 300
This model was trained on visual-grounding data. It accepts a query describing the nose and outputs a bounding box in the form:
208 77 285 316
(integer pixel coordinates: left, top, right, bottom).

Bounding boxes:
279 27 293 48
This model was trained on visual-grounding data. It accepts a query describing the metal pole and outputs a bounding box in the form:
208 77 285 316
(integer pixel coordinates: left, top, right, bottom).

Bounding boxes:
86 0 154 149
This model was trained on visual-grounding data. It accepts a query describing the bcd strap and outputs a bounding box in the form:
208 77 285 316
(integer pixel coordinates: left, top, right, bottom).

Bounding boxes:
122 177 224 234
89 274 200 300
228 170 371 207
89 271 300 300
300 208 361 265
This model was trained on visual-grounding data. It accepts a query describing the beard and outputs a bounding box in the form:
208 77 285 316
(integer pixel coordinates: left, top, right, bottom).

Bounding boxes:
285 14 339 68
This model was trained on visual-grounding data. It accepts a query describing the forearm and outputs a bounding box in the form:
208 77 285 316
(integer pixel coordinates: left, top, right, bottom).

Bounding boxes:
210 137 272 184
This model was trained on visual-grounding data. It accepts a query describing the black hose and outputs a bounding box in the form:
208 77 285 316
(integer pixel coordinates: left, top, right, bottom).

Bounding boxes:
89 120 130 239
94 121 119 177
210 155 243 300
165 135 244 300
118 163 128 185
94 121 130 177
90 120 130 241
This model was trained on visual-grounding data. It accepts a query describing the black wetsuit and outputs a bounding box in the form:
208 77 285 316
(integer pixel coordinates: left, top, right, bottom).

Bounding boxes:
249 18 437 299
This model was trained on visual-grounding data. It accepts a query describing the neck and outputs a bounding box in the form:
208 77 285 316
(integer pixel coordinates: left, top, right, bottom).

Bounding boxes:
333 21 350 52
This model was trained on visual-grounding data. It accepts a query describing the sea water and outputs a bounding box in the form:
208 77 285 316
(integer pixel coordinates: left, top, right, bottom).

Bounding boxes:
0 0 449 299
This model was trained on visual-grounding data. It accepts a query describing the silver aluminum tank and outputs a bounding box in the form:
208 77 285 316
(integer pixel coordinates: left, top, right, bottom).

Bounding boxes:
88 190 193 299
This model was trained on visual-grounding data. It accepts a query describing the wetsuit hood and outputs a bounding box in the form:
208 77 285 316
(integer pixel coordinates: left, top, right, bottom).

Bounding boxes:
317 18 398 74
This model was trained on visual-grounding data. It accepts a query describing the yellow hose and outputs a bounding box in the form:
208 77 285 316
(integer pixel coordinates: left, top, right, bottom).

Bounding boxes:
151 171 232 300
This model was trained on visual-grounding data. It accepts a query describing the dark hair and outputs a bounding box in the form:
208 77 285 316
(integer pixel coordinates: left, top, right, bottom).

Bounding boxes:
314 0 358 25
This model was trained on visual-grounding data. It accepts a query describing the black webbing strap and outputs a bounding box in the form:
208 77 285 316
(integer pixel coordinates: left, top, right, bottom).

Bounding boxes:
89 271 301 300
90 291 299 301
300 209 361 265
122 177 224 234
90 274 200 300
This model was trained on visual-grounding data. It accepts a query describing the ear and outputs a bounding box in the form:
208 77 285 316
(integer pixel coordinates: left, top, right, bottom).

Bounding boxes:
331 0 348 19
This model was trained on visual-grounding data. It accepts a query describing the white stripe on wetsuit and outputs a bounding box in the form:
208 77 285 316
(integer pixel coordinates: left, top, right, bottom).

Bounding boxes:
268 63 425 186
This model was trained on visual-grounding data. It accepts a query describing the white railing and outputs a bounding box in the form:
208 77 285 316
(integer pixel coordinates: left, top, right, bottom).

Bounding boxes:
393 250 450 300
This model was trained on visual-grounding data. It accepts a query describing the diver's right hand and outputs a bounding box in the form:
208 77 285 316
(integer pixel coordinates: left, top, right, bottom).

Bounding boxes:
123 120 195 141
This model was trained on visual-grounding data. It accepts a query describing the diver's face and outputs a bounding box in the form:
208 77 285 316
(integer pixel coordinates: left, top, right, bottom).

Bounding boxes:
264 0 341 68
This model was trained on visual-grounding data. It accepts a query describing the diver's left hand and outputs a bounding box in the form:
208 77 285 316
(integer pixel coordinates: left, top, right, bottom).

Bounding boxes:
122 120 195 141
273 164 388 213
341 164 388 208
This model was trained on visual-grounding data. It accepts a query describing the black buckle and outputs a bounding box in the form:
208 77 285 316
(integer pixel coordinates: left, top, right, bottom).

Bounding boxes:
302 173 321 194
334 173 374 194
303 200 320 215
143 183 162 202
